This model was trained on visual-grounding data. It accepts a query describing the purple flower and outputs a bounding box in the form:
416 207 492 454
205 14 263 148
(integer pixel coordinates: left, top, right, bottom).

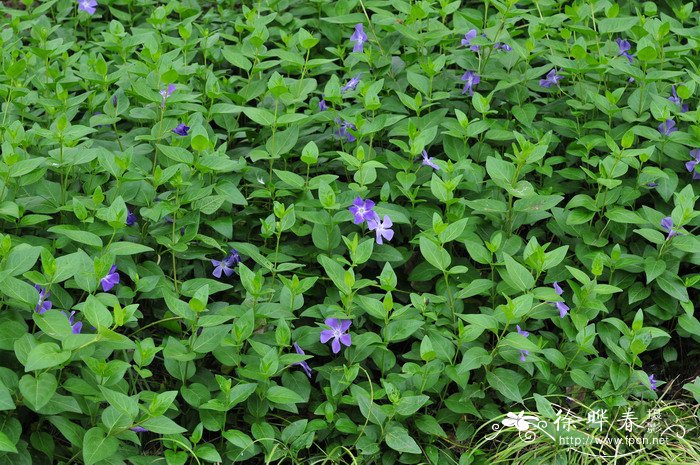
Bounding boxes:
461 29 480 51
172 123 190 136
318 98 328 111
335 119 357 143
421 150 440 170
319 318 352 354
539 69 562 88
348 197 377 224
293 343 312 378
628 77 635 83
516 325 529 338
649 374 657 391
63 311 83 334
35 285 52 314
341 74 362 93
686 149 700 180
553 281 564 296
100 265 120 292
211 257 235 278
350 24 368 53
519 350 529 362
646 182 658 188
615 38 634 63
461 71 480 96
226 249 241 266
661 217 679 240
159 84 176 109
367 215 394 245
658 119 677 136
494 43 512 51
126 209 137 226
130 426 148 433
78 0 97 15
112 94 118 107
555 301 570 318
669 86 689 113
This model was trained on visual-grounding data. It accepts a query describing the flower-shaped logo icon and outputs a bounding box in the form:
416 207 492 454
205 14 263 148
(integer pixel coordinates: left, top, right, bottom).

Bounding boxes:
502 411 539 431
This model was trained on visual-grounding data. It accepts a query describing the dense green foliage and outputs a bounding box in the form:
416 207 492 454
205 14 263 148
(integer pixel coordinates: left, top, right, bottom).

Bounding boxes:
0 0 698 464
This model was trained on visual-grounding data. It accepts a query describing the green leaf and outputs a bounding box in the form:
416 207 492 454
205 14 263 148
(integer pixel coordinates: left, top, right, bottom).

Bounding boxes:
502 253 535 292
3 243 41 276
486 368 524 403
33 310 73 341
24 343 71 372
385 423 421 454
0 432 17 453
82 427 119 465
0 381 15 411
317 255 351 295
656 272 689 302
19 373 58 410
419 236 451 271
105 242 155 256
243 107 275 126
156 144 193 164
267 386 304 404
513 195 563 212
47 226 103 247
644 258 666 284
192 325 231 353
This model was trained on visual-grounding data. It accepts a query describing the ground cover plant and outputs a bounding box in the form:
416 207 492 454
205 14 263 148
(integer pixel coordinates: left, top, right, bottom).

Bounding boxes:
0 0 699 463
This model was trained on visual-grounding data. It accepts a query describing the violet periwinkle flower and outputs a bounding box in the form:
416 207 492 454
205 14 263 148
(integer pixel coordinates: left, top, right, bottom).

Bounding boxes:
516 325 530 361
172 123 190 136
649 374 657 391
227 249 241 266
293 343 312 378
335 119 357 143
367 215 394 245
350 24 368 53
461 71 480 96
669 86 689 113
112 94 118 107
341 74 362 93
615 38 634 63
461 29 479 51
539 69 562 88
553 281 563 295
78 0 97 15
35 285 52 314
646 182 658 188
552 282 569 318
318 98 328 111
130 426 148 433
349 197 378 224
159 84 176 109
494 43 512 51
126 209 137 226
421 150 440 170
519 349 529 362
211 257 235 279
63 311 83 334
686 149 700 180
555 301 570 318
320 318 352 354
658 119 677 136
100 265 120 292
661 217 679 240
